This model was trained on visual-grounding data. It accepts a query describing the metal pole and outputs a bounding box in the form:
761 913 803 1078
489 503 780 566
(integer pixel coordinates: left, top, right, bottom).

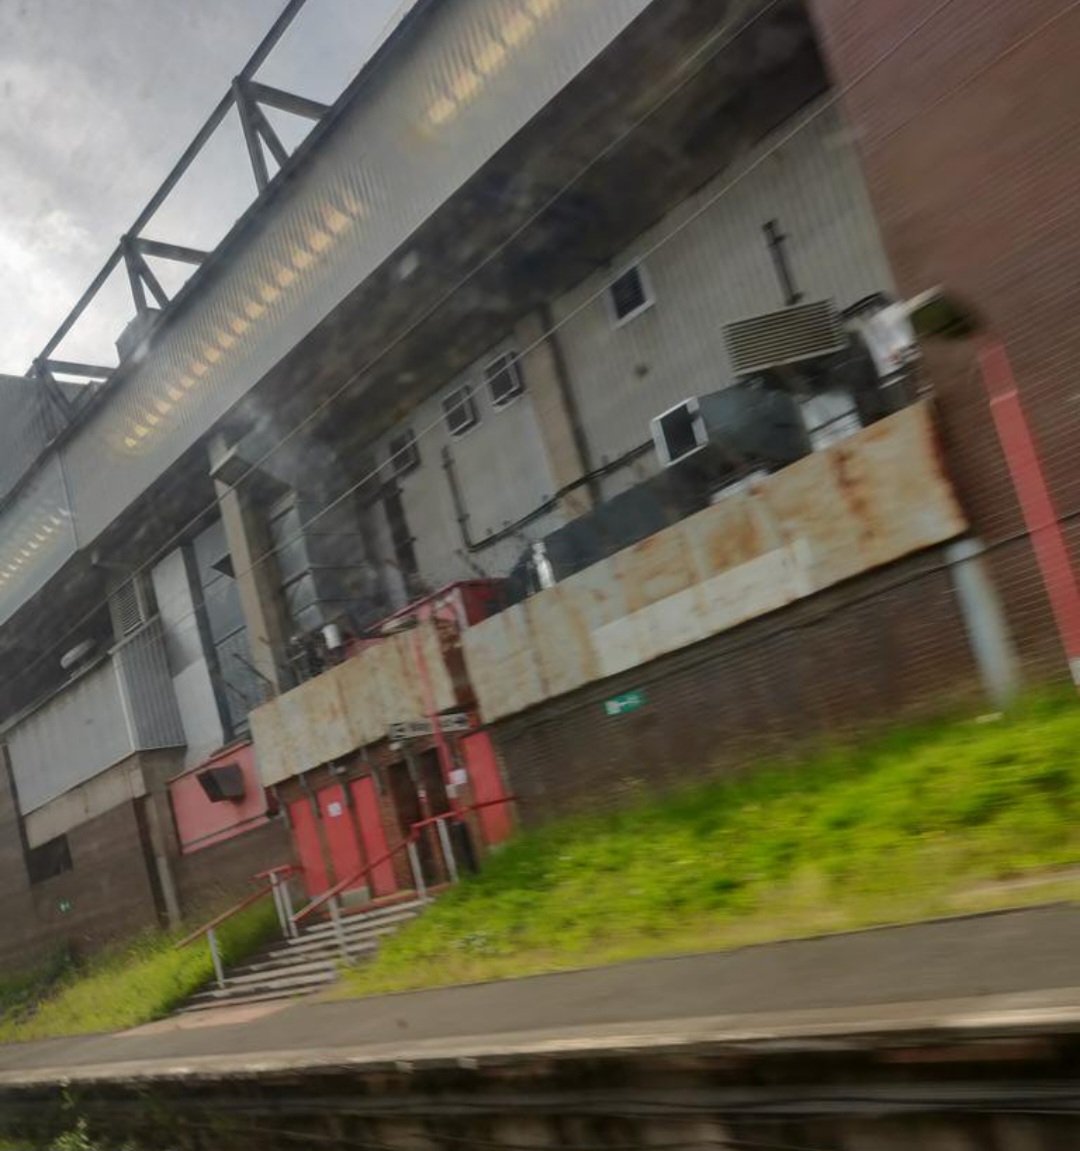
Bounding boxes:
407 839 428 903
280 876 298 938
207 927 226 990
436 817 459 885
328 895 350 961
268 872 287 937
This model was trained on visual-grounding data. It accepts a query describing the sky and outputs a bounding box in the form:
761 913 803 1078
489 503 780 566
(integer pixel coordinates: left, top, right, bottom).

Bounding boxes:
0 0 407 374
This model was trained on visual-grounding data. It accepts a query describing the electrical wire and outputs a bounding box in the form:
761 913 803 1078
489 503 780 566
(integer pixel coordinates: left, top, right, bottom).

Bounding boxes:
1 0 1050 739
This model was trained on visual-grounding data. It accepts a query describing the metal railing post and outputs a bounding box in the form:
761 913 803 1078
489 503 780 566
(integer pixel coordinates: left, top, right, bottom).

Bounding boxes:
280 876 298 938
268 871 288 937
328 894 350 961
407 838 428 903
207 927 226 989
436 816 460 885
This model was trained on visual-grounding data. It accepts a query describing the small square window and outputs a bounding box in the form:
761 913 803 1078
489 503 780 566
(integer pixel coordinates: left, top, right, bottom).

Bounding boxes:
484 352 525 408
608 261 654 326
26 834 73 885
388 428 420 477
443 386 480 438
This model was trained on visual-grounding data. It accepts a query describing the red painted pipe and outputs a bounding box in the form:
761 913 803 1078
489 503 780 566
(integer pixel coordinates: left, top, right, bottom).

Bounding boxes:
979 338 1080 685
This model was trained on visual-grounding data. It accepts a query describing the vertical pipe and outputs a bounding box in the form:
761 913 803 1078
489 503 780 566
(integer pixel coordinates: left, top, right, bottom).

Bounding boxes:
946 538 1020 708
979 340 1080 685
268 872 287 937
407 839 428 903
328 895 350 961
280 874 298 938
436 817 460 885
207 927 225 989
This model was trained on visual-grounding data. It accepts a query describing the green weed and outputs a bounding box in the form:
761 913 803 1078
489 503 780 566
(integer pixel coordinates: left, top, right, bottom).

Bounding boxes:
343 692 1080 997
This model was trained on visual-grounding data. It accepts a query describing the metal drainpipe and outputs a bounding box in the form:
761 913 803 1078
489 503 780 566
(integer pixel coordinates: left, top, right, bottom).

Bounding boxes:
538 300 602 508
409 612 460 813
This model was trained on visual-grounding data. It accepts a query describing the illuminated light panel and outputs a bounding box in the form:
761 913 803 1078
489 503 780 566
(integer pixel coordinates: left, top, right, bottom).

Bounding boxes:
474 39 508 74
527 0 560 15
307 228 332 254
272 264 295 288
146 412 161 427
321 205 351 234
451 69 482 103
124 436 138 448
191 361 209 378
134 424 150 439
291 246 315 270
230 315 250 335
167 386 183 402
340 191 369 219
27 540 39 552
154 399 172 415
501 10 533 45
244 296 267 318
427 95 457 126
203 345 222 364
179 375 196 391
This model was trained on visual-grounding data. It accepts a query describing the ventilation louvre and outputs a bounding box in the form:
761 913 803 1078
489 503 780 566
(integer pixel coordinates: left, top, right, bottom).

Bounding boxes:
724 300 846 376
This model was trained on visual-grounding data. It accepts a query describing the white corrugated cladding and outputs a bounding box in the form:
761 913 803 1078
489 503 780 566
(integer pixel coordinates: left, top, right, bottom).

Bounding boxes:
551 101 897 498
374 336 563 588
0 0 652 627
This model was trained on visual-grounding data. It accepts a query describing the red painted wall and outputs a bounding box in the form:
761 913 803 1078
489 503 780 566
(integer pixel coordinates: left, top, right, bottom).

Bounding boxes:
168 742 271 854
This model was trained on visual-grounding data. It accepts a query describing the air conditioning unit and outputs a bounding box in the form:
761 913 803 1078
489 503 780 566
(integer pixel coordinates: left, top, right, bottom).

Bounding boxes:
721 297 920 450
651 380 812 477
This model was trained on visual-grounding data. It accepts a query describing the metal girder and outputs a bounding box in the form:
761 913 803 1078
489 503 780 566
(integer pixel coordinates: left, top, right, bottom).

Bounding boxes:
234 75 318 192
132 238 209 265
39 360 113 380
27 0 311 371
246 79 329 121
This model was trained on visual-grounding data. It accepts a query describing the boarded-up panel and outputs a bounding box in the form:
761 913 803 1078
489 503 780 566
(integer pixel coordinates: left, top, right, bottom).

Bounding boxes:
463 404 967 723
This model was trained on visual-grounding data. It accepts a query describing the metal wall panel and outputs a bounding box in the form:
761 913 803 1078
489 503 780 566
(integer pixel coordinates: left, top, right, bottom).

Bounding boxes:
5 621 184 813
0 376 65 504
251 618 455 785
462 403 968 723
373 335 564 588
6 661 133 814
57 0 651 552
551 101 897 487
0 452 77 626
113 622 186 750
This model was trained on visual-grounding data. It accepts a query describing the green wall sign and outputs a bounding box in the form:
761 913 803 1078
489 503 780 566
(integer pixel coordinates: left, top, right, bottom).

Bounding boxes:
603 689 647 717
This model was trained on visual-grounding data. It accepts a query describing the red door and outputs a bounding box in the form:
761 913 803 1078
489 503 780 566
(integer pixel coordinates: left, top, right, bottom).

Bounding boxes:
462 732 513 845
288 797 329 899
350 777 397 897
316 783 364 891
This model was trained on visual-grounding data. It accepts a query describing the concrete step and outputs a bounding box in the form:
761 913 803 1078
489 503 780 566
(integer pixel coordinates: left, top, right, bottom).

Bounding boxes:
261 918 415 963
295 900 425 941
183 968 337 1010
222 956 340 987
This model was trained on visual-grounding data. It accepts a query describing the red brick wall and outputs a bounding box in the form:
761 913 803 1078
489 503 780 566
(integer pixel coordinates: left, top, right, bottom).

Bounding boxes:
493 549 980 823
808 0 1080 681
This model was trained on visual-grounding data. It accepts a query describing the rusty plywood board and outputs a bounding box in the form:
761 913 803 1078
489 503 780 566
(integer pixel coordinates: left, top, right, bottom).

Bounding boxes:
464 403 967 723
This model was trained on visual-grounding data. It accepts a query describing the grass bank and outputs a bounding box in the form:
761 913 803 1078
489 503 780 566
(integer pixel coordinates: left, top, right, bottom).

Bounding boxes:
0 899 277 1043
343 693 1080 997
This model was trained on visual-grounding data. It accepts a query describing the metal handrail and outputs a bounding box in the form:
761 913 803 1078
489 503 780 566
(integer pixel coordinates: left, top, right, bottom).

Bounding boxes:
175 861 303 990
292 834 415 927
292 795 518 929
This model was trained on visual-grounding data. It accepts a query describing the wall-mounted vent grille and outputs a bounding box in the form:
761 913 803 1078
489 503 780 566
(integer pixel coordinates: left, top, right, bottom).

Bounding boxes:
443 386 479 438
485 352 525 408
110 576 149 639
388 428 420 477
724 300 846 376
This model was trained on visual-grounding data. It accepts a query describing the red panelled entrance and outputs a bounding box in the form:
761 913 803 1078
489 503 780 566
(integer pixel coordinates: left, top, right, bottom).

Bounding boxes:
462 732 513 844
350 777 397 896
316 783 365 892
288 797 328 899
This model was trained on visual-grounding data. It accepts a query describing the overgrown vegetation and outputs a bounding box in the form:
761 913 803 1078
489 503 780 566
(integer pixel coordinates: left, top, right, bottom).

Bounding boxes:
0 898 277 1044
344 693 1080 997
